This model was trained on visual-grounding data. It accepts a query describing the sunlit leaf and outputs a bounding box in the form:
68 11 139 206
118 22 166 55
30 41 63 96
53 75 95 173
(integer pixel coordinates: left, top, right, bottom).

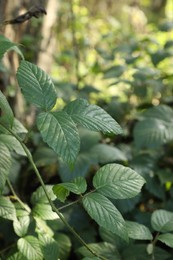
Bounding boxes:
0 196 16 220
64 99 122 135
17 236 43 260
93 164 145 199
151 210 173 232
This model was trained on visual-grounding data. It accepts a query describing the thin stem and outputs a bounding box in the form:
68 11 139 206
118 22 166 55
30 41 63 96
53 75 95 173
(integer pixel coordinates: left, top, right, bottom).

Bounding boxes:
6 178 30 212
58 197 81 211
6 128 106 260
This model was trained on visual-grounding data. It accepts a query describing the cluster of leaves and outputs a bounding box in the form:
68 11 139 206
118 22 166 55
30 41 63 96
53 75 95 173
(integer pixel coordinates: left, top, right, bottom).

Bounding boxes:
1 4 173 259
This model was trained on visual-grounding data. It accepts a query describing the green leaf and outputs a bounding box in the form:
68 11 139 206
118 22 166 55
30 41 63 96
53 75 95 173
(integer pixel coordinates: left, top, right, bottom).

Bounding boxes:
32 203 58 220
7 252 27 260
31 185 56 205
0 135 26 156
134 105 173 148
158 233 173 248
64 99 122 135
0 90 14 129
126 221 153 240
77 242 120 260
52 185 70 202
17 236 43 260
38 234 59 260
53 177 87 199
54 233 71 260
13 216 30 237
93 164 145 199
37 111 80 166
0 35 24 60
82 192 128 241
0 196 16 220
16 61 57 111
0 143 12 193
91 144 127 163
151 210 173 232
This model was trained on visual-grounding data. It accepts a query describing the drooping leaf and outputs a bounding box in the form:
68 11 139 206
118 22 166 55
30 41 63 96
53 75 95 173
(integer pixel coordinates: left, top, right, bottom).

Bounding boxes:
77 242 120 260
37 111 80 167
31 185 56 205
0 196 16 220
82 192 128 241
17 236 43 260
93 164 145 199
16 61 57 111
13 216 30 237
0 143 12 193
32 203 58 220
64 98 122 135
126 221 152 240
0 90 14 129
158 233 173 248
0 35 24 60
151 210 173 232
0 135 26 156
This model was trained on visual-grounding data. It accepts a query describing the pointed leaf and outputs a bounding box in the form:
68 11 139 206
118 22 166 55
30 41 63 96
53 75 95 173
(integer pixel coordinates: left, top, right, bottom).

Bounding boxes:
0 135 26 156
64 99 122 134
126 221 153 240
93 164 145 199
0 35 24 60
17 236 43 260
0 143 12 193
16 61 57 111
82 192 128 241
151 210 173 232
158 233 173 248
0 90 14 129
37 111 80 166
0 196 16 220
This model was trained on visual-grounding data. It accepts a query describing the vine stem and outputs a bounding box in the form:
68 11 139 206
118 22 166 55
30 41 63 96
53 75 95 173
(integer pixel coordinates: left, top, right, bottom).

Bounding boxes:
7 128 106 260
6 178 30 213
